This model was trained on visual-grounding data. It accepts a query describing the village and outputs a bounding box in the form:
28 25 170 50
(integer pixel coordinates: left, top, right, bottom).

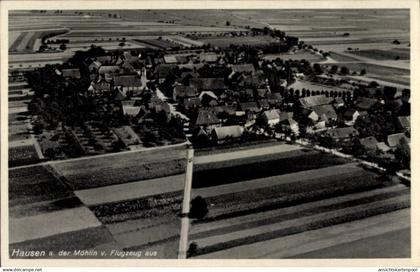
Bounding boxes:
7 9 412 260
9 26 410 174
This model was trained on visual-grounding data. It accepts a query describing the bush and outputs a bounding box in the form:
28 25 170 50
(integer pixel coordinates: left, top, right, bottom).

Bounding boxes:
187 242 198 257
189 196 209 219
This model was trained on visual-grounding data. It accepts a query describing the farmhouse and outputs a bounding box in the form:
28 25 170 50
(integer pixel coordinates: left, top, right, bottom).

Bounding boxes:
397 116 410 132
360 136 378 151
61 68 81 79
173 85 197 101
344 108 360 125
113 75 145 94
239 102 261 113
387 133 409 149
324 127 359 142
211 125 244 144
355 97 379 111
262 109 280 127
195 109 221 133
189 78 227 92
297 95 333 109
311 104 337 123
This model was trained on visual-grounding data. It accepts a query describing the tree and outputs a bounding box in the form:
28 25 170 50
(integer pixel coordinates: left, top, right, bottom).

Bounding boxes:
59 43 67 51
187 242 198 258
329 65 338 74
189 196 208 219
226 20 231 26
340 66 349 75
395 137 410 169
360 69 366 76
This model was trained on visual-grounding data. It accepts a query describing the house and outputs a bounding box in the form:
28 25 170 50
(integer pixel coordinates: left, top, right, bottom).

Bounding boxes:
279 118 299 135
360 136 378 151
98 65 121 75
122 101 141 117
397 116 410 132
262 109 280 127
189 78 227 92
182 97 201 110
88 80 111 95
377 142 391 153
258 99 270 110
155 64 177 83
62 68 81 79
113 75 144 94
267 93 282 107
173 85 197 101
88 61 102 73
230 64 255 77
387 133 409 149
324 127 359 142
344 108 360 126
355 97 379 111
239 102 261 113
199 52 219 63
112 126 142 147
298 95 333 109
311 104 337 123
195 109 221 133
211 125 244 144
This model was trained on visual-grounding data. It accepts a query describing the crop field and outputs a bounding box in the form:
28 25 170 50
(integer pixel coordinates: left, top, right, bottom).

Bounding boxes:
52 145 187 190
9 165 73 207
9 29 68 53
347 49 410 60
9 143 42 167
193 149 348 188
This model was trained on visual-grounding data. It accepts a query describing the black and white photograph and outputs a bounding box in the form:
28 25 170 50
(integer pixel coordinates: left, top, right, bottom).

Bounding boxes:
3 2 415 264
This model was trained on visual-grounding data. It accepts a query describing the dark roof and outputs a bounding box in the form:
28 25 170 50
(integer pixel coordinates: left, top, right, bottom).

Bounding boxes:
279 112 294 122
360 136 378 150
62 68 81 78
231 64 255 74
355 97 379 110
195 110 220 126
189 78 227 90
299 95 333 108
267 93 283 104
155 64 176 78
397 116 410 130
113 75 142 87
311 104 337 121
173 85 197 99
258 99 270 109
210 105 236 116
344 108 359 120
325 127 359 139
182 97 202 109
239 102 261 113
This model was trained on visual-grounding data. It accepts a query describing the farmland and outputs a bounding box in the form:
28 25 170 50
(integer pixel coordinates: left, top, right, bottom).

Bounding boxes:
8 141 410 258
